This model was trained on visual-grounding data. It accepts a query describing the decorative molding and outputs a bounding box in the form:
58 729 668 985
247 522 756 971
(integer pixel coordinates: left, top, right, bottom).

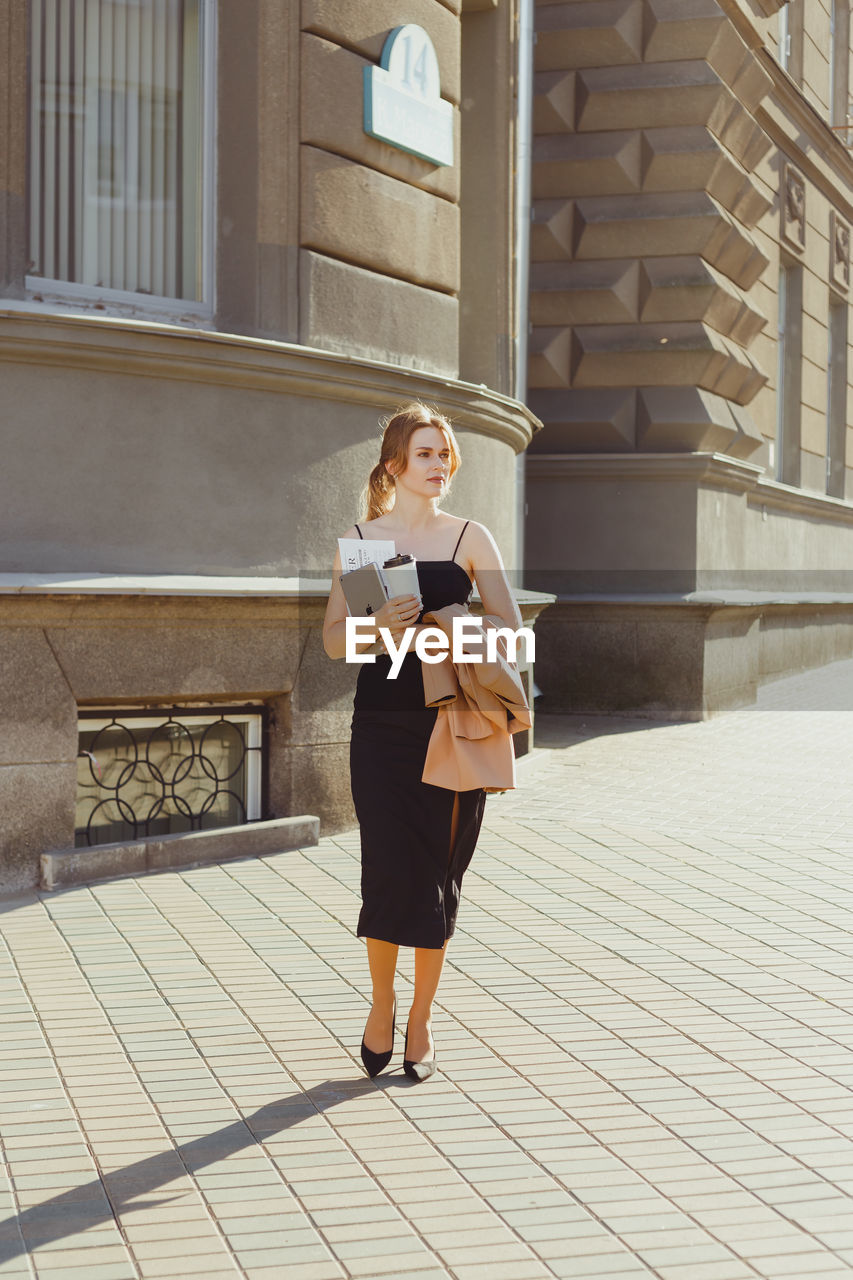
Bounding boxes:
0 310 541 454
537 593 853 608
527 451 853 525
781 162 806 251
751 475 853 526
0 573 320 597
526 451 765 493
756 55 853 220
830 210 851 293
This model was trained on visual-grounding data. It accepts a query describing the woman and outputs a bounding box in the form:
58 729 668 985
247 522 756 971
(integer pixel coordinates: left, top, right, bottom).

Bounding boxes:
323 403 522 1082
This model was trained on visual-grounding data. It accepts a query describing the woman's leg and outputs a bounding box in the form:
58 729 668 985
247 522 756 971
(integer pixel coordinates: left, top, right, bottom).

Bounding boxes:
407 792 459 1062
407 941 447 1061
363 937 399 1053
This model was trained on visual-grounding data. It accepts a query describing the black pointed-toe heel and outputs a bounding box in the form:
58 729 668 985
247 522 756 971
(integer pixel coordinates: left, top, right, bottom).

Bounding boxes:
403 1026 436 1083
360 1008 396 1078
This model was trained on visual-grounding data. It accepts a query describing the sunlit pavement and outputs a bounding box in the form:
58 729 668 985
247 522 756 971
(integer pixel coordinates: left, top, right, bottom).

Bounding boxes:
3 659 853 1280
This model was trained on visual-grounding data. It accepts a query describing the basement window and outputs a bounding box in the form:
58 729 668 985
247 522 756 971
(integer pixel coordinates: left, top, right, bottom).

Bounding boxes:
75 707 264 848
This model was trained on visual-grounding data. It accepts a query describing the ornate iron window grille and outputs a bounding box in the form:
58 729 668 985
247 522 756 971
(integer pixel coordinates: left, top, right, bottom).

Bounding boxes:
75 706 266 848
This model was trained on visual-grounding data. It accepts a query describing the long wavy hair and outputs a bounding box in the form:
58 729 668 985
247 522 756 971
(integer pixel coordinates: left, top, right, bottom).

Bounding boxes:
362 403 461 522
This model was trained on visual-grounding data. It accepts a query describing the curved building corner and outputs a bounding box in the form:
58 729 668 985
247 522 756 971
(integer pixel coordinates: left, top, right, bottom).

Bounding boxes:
0 1 544 893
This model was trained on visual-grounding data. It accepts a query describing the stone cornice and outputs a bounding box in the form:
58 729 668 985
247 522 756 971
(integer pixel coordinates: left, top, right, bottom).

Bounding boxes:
540 593 853 609
751 476 853 526
0 581 554 629
737 0 785 20
527 451 764 493
528 451 853 527
0 310 541 453
713 0 786 50
0 571 554 608
710 1 853 207
0 573 324 596
756 61 853 216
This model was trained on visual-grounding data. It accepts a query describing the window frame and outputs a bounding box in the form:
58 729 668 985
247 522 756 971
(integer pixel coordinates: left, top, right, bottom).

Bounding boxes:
75 705 264 848
826 294 849 499
777 1 804 84
776 255 803 487
830 0 851 130
778 3 791 70
25 0 218 323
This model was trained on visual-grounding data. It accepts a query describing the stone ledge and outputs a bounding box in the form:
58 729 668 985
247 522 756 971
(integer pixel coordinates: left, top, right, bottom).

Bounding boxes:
756 53 853 207
528 452 853 526
539 593 853 609
41 815 320 891
0 574 328 596
0 574 554 608
534 597 853 719
0 310 540 453
527 449 764 487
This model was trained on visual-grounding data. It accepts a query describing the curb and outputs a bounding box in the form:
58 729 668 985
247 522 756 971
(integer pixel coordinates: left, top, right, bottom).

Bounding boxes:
41 815 320 890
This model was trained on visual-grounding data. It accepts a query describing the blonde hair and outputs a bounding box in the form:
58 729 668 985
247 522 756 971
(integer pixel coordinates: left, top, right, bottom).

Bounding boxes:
362 403 461 522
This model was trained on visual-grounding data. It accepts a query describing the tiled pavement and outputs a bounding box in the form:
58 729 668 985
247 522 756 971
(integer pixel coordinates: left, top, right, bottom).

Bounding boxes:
3 661 853 1280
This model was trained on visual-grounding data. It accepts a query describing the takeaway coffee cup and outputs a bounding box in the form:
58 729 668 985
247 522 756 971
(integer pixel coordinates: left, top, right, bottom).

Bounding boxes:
383 553 421 604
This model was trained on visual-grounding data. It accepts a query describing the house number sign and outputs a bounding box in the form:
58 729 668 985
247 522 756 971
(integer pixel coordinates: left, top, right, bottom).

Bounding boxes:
363 25 454 167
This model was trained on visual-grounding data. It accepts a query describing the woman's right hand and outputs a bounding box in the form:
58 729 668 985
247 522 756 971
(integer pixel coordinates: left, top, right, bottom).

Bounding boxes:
372 593 422 644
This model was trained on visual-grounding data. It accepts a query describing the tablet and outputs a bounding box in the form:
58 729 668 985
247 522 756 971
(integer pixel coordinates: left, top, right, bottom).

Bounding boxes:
340 563 388 617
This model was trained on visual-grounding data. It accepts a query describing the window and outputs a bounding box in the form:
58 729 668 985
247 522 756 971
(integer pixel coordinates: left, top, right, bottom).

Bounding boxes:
831 0 851 130
28 0 213 310
826 297 848 498
778 1 803 83
778 4 790 69
76 708 264 848
776 259 803 486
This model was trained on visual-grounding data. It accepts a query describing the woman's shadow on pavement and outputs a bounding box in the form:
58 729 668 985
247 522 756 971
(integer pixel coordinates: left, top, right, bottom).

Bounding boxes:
0 1074 408 1264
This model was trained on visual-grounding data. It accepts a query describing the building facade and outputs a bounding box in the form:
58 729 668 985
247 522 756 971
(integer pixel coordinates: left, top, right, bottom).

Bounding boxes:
3 0 853 893
527 0 853 718
0 0 542 893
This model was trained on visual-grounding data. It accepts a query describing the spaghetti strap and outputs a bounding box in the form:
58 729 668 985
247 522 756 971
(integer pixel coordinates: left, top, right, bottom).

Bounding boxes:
451 520 470 563
354 524 363 540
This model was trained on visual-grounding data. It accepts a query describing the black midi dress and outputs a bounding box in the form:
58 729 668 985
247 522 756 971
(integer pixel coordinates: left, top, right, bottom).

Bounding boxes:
350 523 487 950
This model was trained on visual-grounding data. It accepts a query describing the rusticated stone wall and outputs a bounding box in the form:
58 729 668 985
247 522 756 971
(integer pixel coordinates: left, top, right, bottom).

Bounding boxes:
526 0 853 715
298 0 462 377
527 0 774 459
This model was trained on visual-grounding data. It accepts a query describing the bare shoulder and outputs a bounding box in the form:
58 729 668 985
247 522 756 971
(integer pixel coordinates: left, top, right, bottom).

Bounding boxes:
462 519 501 554
457 519 504 570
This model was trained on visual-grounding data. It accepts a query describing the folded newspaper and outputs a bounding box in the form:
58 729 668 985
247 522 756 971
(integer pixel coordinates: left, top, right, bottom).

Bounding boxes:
338 538 396 616
338 537 395 574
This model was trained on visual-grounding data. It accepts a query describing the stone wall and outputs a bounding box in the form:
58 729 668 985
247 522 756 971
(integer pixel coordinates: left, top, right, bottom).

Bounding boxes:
298 1 462 376
0 314 534 576
0 1 543 892
527 0 853 714
528 0 772 462
0 583 551 895
0 592 352 896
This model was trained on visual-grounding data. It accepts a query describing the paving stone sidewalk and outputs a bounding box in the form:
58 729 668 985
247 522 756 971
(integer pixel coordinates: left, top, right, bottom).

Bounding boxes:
3 659 853 1280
